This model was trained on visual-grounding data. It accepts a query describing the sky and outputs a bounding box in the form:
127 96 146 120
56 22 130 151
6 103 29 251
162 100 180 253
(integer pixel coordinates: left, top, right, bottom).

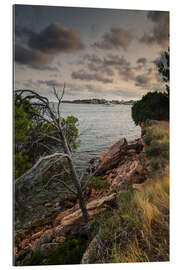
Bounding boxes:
14 4 169 101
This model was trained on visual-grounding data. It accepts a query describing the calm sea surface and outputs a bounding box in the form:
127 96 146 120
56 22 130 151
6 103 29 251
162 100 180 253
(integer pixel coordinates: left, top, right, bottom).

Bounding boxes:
59 103 141 171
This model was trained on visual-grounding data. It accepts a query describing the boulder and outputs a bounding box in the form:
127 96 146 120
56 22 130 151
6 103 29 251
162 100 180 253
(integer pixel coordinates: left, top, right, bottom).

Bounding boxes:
95 138 128 175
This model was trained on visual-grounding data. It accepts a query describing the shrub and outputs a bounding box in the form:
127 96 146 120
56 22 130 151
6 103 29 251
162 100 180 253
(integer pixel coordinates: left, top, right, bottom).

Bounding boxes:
132 91 169 125
24 251 44 266
15 249 31 265
145 140 161 157
46 238 87 265
149 157 167 172
87 175 110 190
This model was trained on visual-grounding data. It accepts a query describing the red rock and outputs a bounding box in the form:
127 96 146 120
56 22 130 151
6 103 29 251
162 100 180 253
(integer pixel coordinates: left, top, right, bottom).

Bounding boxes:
95 138 128 175
31 230 44 240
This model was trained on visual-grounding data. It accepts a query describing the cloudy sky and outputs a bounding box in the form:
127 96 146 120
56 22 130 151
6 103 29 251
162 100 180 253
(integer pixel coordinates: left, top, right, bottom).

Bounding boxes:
14 5 169 101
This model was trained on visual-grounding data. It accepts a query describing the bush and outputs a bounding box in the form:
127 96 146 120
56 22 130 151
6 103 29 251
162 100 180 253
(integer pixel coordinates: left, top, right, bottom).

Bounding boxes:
23 251 44 266
87 175 110 190
46 238 87 265
145 140 162 157
149 157 167 172
132 91 169 125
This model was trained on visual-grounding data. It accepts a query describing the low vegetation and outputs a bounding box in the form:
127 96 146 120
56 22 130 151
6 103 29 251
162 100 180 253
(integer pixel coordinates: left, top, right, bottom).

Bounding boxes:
89 173 169 263
86 175 110 190
15 238 88 266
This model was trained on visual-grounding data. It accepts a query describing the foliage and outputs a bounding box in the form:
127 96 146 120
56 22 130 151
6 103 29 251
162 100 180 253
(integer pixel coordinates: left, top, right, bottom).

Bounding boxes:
62 115 80 150
15 249 31 265
131 91 169 125
143 123 169 176
87 175 110 190
132 48 169 126
23 251 44 266
14 105 32 144
155 48 169 95
14 92 80 179
15 238 87 266
14 152 32 179
46 238 87 265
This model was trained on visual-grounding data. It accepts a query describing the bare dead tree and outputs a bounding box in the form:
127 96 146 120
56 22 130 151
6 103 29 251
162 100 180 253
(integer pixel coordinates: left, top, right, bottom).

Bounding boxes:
15 84 90 233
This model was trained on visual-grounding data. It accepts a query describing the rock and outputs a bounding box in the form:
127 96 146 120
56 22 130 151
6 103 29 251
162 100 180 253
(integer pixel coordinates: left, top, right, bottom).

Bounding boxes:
31 230 44 240
21 239 29 249
39 243 59 257
54 211 69 227
127 139 143 153
32 193 116 254
55 236 66 243
95 138 128 175
55 202 60 207
44 203 52 207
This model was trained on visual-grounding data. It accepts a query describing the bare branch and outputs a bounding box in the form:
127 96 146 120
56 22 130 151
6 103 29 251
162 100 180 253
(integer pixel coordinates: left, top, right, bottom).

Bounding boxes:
80 172 85 182
46 173 77 195
38 132 62 144
59 180 77 195
82 176 93 192
38 143 52 153
15 152 70 185
61 162 71 175
59 82 66 104
53 83 66 123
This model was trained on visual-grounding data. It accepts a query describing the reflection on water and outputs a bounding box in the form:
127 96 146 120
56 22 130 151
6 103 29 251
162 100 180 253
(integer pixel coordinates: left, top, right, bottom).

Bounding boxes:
60 103 141 170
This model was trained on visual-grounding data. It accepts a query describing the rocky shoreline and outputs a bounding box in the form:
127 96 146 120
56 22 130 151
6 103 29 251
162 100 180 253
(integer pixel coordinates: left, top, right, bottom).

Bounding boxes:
14 130 150 262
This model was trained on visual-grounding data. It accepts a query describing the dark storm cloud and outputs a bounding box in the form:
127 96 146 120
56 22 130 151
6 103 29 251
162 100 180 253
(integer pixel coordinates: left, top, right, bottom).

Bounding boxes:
31 65 59 71
93 26 134 51
87 62 114 76
72 70 113 83
120 67 135 81
136 57 147 65
82 53 114 76
134 74 152 87
28 22 84 54
103 54 130 68
38 79 63 87
103 54 135 81
82 53 132 78
140 11 169 48
15 44 53 68
15 22 84 69
15 25 34 38
84 54 102 64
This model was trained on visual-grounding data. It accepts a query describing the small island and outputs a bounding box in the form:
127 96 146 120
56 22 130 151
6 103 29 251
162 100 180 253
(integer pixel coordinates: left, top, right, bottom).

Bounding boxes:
62 98 135 105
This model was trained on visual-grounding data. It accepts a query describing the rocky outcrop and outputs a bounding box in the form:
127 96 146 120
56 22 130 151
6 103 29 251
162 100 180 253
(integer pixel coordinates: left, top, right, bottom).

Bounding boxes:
15 193 116 255
94 138 143 176
94 138 128 175
15 136 146 260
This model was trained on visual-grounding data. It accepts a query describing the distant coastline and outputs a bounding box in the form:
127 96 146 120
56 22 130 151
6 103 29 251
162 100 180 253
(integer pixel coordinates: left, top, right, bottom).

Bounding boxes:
62 98 136 105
